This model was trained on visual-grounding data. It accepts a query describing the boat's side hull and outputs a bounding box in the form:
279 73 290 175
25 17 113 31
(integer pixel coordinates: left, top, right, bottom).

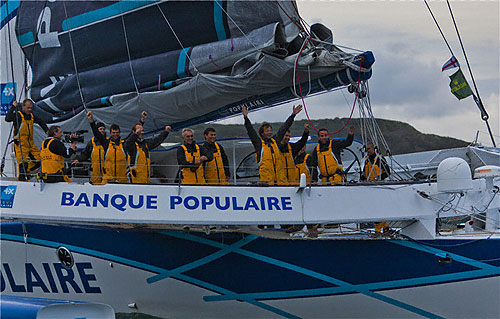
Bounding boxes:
1 223 499 318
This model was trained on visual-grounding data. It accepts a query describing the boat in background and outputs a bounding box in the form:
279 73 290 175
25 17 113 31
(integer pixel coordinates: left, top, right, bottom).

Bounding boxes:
1 1 499 318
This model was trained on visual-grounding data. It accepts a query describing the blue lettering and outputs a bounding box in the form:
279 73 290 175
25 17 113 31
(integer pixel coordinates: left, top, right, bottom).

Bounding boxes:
215 197 230 210
26 263 49 293
232 197 243 210
61 192 74 206
244 197 260 210
201 196 214 210
43 263 58 293
146 195 157 209
281 197 292 210
184 196 199 210
93 193 109 208
75 193 91 207
267 197 281 210
3 263 25 292
170 196 182 209
76 263 101 294
260 197 266 210
1 271 5 292
129 195 144 209
54 263 82 293
111 194 126 212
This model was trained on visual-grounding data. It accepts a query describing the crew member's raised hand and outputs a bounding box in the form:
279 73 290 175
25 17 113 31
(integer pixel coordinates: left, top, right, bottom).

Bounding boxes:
165 125 172 132
87 111 94 122
141 111 148 122
12 100 18 107
304 123 310 132
292 104 303 115
348 126 355 135
241 105 249 118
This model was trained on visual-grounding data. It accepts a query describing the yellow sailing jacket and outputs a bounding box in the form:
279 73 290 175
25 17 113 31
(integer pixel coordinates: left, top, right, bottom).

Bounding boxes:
204 142 227 185
316 141 343 184
181 144 206 184
104 139 128 183
128 142 150 184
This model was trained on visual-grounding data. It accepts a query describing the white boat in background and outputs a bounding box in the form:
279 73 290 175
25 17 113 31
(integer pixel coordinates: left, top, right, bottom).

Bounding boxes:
1 1 499 318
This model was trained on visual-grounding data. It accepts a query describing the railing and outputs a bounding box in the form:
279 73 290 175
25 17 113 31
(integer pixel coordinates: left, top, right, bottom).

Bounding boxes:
0 157 410 186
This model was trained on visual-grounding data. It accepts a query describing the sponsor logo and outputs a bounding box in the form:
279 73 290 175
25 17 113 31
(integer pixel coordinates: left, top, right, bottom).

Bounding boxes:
1 262 101 294
1 83 16 116
61 192 158 212
170 196 293 211
1 185 17 208
60 192 294 212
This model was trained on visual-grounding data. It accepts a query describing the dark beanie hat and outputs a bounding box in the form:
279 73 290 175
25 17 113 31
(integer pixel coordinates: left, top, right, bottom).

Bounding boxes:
96 122 105 129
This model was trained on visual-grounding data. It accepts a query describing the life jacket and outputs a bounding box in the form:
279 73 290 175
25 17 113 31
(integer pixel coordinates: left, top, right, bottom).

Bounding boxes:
40 138 71 182
278 143 298 185
103 139 128 183
364 155 382 181
181 144 206 184
204 142 227 185
257 138 281 185
295 153 311 185
90 137 105 184
13 111 40 164
316 141 343 184
128 141 150 184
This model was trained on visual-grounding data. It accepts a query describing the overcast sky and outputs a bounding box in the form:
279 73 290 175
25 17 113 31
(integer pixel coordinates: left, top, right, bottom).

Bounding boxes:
219 0 499 147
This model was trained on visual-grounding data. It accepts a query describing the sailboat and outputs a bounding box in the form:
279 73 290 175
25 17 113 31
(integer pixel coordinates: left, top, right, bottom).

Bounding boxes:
1 1 499 318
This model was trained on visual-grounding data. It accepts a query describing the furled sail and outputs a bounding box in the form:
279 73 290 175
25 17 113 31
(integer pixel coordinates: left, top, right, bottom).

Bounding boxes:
14 0 374 134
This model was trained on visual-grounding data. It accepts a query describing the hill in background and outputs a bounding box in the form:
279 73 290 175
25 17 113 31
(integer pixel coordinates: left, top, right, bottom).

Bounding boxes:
167 118 468 155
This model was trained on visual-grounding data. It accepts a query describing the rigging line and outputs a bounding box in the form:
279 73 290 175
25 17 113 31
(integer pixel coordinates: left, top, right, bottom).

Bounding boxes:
155 4 199 74
297 36 364 135
62 1 88 110
213 1 259 51
423 0 455 57
5 1 16 100
446 0 496 147
119 1 140 95
274 0 309 36
4 0 50 179
446 0 479 99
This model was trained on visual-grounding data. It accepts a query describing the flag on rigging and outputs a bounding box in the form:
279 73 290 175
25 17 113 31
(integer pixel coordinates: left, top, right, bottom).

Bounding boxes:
449 69 473 100
442 56 460 71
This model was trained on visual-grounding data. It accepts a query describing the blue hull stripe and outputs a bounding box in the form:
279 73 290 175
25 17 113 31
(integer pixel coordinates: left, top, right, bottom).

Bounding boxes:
147 234 258 283
0 233 298 319
390 240 500 272
4 231 499 319
162 232 446 319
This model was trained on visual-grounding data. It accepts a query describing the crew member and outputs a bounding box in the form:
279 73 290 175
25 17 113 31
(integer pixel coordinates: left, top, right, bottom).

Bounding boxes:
125 115 171 184
278 123 309 185
310 126 355 185
74 111 147 184
294 145 312 184
73 115 107 184
202 128 230 185
177 128 213 184
362 142 390 181
5 99 48 181
40 126 77 183
241 104 303 185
